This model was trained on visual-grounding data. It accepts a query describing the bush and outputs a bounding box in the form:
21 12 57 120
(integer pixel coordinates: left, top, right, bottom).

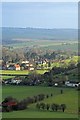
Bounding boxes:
60 89 63 94
2 96 13 103
60 104 66 112
46 94 49 98
38 94 45 101
2 96 18 112
40 103 45 110
46 104 50 110
54 104 59 111
17 101 27 110
26 97 34 104
51 104 55 111
36 103 40 109
33 96 38 103
51 103 60 111
6 106 13 112
51 93 53 97
35 102 67 112
78 107 80 113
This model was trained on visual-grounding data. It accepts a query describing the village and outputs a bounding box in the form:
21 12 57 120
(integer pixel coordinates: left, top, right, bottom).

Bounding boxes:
0 59 49 71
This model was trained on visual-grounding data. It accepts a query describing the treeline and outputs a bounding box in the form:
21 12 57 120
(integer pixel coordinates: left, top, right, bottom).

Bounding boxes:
2 94 45 112
2 92 67 113
26 64 78 86
36 103 66 112
2 46 77 63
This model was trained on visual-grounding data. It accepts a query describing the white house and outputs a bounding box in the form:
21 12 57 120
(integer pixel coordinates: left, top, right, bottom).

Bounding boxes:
65 81 80 87
22 60 29 64
29 67 34 71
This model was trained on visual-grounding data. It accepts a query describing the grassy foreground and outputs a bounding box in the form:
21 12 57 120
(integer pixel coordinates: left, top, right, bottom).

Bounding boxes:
2 86 79 118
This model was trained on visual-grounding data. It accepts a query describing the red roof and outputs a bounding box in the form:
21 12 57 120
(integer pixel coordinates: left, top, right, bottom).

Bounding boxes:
15 64 20 68
2 101 17 106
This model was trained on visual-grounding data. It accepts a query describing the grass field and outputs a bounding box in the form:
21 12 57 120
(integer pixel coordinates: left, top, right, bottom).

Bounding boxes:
2 86 79 118
2 76 15 80
1 70 48 76
7 40 78 52
1 69 49 80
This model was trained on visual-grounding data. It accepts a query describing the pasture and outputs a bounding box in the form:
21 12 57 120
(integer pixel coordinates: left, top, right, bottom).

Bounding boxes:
7 40 78 52
1 69 48 76
2 86 78 118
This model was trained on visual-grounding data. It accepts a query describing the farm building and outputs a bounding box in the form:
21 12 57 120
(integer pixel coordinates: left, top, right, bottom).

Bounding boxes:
22 60 29 64
15 64 20 70
7 64 15 70
29 67 34 71
65 81 80 87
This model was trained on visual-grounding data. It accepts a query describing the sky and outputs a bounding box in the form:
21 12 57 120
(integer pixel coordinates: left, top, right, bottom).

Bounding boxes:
1 0 79 2
2 2 78 29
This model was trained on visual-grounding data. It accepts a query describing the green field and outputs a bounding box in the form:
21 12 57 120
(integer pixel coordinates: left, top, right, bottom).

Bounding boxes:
2 76 15 80
7 40 78 52
0 70 48 75
2 86 79 118
1 70 48 75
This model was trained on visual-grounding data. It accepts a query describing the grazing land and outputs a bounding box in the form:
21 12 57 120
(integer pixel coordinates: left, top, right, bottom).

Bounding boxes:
1 27 79 119
1 70 48 75
5 39 78 52
2 86 78 118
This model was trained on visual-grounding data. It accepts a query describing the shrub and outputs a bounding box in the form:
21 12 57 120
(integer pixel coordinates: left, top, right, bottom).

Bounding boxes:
2 96 13 103
51 93 53 97
54 104 59 111
38 94 45 101
33 96 38 103
26 97 34 104
36 103 40 109
51 103 59 111
51 104 55 111
60 89 63 94
78 107 80 113
46 104 50 110
6 106 13 112
60 104 66 112
46 94 49 98
17 101 27 110
40 103 45 110
2 96 18 112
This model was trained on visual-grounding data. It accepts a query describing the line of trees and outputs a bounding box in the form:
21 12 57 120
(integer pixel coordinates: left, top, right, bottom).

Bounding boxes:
1 92 67 113
2 94 45 112
3 46 75 63
2 93 54 112
36 102 66 112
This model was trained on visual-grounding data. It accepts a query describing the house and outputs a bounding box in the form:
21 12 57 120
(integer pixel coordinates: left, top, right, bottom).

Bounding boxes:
2 101 17 107
29 67 34 71
65 81 80 87
43 61 47 65
22 60 29 64
29 64 33 67
15 64 20 71
11 78 22 84
7 65 15 70
21 60 30 70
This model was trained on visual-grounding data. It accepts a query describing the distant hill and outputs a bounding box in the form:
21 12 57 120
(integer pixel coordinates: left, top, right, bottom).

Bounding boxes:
1 27 78 45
